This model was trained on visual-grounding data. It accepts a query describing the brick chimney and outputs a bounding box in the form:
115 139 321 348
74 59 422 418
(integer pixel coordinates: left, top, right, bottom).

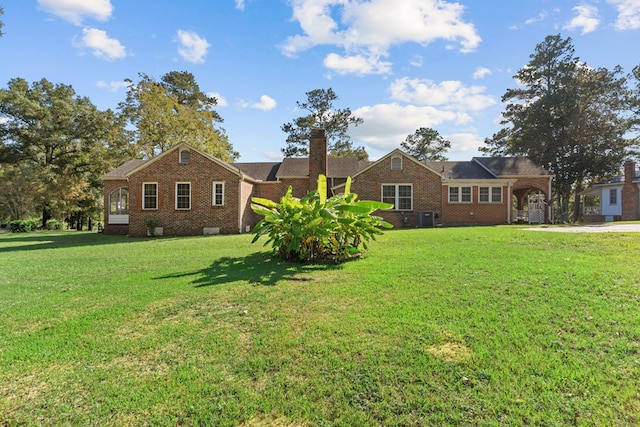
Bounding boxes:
308 128 328 195
621 160 639 221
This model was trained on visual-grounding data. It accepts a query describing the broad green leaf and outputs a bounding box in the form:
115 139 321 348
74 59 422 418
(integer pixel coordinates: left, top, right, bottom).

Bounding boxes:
334 204 372 214
355 200 394 210
251 197 279 208
318 174 327 204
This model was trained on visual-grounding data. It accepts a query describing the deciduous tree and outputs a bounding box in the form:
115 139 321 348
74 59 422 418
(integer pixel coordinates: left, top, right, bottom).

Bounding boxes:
119 71 237 161
281 88 367 159
0 77 123 226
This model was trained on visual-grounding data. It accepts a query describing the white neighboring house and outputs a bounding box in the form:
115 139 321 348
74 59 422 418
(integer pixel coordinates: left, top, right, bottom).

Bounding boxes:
580 160 640 222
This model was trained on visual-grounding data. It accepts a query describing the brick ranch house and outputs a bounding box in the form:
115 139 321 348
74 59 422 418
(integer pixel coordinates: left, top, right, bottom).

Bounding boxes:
102 129 554 237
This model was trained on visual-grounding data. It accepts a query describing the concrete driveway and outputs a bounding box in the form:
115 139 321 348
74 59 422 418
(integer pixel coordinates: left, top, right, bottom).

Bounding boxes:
525 223 640 233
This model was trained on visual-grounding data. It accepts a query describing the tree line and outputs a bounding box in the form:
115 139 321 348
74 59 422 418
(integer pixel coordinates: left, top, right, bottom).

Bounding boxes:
0 71 236 228
0 34 638 227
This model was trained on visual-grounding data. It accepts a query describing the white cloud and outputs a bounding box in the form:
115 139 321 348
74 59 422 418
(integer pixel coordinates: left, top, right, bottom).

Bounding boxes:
351 103 469 151
509 11 548 30
323 52 392 75
207 92 228 107
473 66 491 79
176 30 211 64
251 95 277 111
96 80 127 92
388 77 496 112
565 4 600 34
281 0 480 75
607 0 640 30
445 133 483 153
409 55 424 67
73 28 126 60
237 95 277 111
38 0 113 25
235 0 245 10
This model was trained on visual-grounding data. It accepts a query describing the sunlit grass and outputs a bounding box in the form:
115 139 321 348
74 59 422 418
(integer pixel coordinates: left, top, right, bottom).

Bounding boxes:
1 227 639 425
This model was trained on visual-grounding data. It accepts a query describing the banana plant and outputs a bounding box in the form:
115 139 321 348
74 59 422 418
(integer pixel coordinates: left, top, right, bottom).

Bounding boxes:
251 175 392 263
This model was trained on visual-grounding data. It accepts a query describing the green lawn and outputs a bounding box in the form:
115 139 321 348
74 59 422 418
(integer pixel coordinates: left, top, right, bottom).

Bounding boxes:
1 227 639 426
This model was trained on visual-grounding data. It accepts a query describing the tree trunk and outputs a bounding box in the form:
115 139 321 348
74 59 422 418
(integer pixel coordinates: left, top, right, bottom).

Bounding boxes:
572 181 583 223
41 205 51 229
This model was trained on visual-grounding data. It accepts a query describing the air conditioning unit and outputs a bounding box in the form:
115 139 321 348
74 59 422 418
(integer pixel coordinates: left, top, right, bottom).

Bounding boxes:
418 211 435 228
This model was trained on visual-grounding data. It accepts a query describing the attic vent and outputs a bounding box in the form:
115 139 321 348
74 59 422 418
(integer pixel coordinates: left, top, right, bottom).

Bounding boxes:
391 156 402 171
179 149 191 164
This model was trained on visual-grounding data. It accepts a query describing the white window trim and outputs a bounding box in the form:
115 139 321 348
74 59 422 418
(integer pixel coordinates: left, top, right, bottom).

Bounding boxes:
142 182 158 210
212 181 225 206
109 187 129 215
449 186 473 204
609 188 617 205
479 186 503 204
175 182 191 210
381 183 413 211
390 156 403 171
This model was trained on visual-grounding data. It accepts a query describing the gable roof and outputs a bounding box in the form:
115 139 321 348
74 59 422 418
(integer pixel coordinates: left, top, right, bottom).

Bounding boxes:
351 149 443 179
103 159 147 180
102 144 245 181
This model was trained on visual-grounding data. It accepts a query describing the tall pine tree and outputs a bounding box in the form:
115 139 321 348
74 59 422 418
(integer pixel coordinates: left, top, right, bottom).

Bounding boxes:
482 35 632 222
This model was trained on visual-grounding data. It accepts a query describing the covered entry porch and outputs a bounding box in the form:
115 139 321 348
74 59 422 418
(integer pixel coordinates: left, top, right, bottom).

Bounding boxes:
511 184 552 224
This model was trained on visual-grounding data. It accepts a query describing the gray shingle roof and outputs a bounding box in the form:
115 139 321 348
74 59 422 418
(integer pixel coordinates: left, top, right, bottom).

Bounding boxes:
275 157 367 179
234 162 281 181
473 157 552 177
425 161 495 180
102 159 147 179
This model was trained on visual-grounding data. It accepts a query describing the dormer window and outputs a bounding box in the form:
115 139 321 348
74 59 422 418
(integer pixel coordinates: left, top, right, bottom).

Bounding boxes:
391 156 402 171
179 149 191 164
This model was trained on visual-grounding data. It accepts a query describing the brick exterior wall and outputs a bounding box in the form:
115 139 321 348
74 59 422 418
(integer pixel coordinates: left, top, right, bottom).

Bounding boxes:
127 149 243 237
350 154 442 229
442 185 508 225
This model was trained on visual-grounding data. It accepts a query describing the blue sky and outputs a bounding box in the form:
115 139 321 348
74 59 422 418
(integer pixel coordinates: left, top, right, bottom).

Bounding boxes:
0 0 638 162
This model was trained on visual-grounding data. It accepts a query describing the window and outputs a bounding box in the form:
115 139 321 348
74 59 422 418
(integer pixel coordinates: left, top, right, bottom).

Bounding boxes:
449 186 472 203
179 149 191 164
609 189 617 205
176 182 191 210
143 183 158 210
382 184 412 210
390 156 403 171
479 186 502 203
109 188 129 215
212 182 225 206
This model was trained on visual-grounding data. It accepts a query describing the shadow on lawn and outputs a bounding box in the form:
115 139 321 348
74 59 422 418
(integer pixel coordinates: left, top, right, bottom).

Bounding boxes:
0 231 142 253
158 252 342 287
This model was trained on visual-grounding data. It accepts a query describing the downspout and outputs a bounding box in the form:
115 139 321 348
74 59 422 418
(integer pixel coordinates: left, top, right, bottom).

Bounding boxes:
507 180 512 224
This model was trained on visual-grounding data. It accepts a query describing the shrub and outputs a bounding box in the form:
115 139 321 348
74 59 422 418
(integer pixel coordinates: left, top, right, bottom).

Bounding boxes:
251 175 393 263
9 219 37 232
46 219 64 230
145 218 162 236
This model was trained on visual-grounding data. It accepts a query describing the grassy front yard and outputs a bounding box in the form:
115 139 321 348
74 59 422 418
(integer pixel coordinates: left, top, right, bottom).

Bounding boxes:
1 227 639 425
